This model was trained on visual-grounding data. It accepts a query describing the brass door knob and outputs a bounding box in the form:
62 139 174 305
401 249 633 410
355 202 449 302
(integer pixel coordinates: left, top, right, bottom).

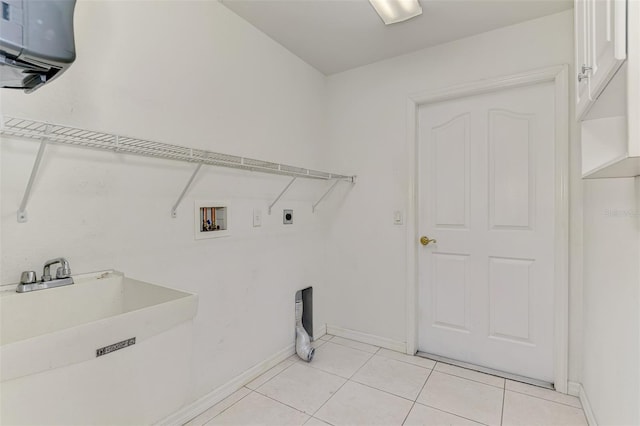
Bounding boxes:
420 236 437 246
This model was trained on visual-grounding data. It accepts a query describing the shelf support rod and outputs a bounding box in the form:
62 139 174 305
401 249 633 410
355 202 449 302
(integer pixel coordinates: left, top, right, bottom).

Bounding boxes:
17 125 51 223
171 163 203 218
268 177 297 215
312 179 341 213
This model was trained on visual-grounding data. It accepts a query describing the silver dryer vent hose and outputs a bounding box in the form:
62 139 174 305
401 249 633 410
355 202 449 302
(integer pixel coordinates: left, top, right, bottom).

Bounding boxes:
295 299 314 362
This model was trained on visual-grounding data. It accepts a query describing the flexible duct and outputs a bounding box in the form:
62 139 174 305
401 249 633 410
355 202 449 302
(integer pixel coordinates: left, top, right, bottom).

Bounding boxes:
295 299 314 362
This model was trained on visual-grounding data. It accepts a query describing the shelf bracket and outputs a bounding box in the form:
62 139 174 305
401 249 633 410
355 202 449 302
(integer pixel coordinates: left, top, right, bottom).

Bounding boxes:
17 125 51 223
268 177 297 215
171 163 203 218
312 179 341 213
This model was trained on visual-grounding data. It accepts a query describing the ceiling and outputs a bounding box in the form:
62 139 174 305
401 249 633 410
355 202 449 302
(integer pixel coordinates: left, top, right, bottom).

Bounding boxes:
221 0 573 75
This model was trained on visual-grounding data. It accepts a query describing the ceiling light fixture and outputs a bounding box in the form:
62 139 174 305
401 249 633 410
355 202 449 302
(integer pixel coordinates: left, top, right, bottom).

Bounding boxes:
368 0 422 25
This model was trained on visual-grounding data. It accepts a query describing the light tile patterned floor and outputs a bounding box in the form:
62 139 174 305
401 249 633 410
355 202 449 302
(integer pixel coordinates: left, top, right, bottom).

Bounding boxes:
185 336 587 426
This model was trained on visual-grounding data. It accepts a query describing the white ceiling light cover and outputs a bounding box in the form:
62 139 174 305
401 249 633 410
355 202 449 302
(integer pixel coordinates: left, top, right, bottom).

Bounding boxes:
368 0 423 25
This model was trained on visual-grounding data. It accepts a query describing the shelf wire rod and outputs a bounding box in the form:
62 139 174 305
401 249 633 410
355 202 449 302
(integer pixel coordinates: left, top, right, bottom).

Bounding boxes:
30 123 47 131
312 179 341 213
2 116 356 183
17 125 52 223
268 177 297 215
171 163 203 218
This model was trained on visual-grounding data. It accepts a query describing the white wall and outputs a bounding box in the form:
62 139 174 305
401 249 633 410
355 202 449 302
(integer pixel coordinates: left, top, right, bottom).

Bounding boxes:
2 2 638 423
0 0 335 412
582 178 639 426
322 10 585 382
323 9 640 423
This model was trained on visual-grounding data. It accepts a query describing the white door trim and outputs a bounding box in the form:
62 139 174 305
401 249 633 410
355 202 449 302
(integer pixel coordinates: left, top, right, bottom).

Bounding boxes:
405 65 570 393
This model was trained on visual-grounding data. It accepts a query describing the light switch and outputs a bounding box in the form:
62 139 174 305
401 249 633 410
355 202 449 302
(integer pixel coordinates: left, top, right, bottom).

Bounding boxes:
393 210 403 225
253 209 262 227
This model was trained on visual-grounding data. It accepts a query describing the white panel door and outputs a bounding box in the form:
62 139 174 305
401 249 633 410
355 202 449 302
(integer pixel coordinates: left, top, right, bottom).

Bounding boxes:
417 82 556 382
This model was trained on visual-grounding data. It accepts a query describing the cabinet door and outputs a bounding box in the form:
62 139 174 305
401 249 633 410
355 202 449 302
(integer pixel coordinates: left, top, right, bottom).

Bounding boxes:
576 0 592 118
589 0 626 98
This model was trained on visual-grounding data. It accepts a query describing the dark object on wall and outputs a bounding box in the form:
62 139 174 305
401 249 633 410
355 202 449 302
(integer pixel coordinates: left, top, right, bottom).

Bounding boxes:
295 287 314 361
1 0 76 92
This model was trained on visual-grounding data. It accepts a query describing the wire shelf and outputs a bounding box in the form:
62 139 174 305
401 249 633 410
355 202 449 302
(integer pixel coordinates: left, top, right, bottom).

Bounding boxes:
0 116 355 182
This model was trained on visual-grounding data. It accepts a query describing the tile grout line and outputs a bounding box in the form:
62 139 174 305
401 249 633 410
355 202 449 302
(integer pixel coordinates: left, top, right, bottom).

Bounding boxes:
313 340 328 348
348 377 426 404
202 350 585 426
389 359 438 369
350 354 434 382
290 344 440 418
432 367 506 390
201 337 585 426
371 351 435 373
344 349 378 377
417 354 538 384
199 355 301 425
431 365 584 412
307 373 353 420
292 341 402 381
401 363 435 425
295 358 360 381
291 344 434 411
200 388 255 426
410 363 492 426
376 351 438 370
321 339 380 355
345 351 437 402
500 382 506 426
426 356 582 410
433 362 584 410
307 416 337 426
256 390 315 420
251 352 356 418
309 349 378 419
416 402 493 426
247 358 298 391
504 388 584 409
196 340 549 426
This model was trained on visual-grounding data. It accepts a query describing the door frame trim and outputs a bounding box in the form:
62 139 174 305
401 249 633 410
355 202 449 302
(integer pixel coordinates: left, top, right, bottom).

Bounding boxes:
405 65 570 393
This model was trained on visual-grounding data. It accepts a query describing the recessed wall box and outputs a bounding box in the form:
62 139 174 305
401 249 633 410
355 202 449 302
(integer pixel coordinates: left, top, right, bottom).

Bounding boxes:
195 201 230 240
283 209 293 224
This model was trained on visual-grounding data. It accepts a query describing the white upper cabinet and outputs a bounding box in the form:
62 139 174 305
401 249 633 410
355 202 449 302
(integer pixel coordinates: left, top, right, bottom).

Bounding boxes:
589 0 627 90
575 0 592 116
576 0 627 119
578 0 640 178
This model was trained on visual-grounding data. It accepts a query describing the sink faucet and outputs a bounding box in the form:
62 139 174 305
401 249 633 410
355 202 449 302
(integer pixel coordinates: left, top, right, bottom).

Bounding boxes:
42 257 72 281
16 257 74 293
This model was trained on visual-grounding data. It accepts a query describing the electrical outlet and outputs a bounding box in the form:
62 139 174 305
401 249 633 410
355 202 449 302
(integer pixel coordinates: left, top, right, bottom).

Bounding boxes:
253 209 262 227
283 209 293 224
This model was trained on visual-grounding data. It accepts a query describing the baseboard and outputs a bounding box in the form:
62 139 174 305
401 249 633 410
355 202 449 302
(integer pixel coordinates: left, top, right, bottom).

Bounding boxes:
156 343 295 426
578 383 598 426
326 325 406 353
313 323 327 340
567 381 581 397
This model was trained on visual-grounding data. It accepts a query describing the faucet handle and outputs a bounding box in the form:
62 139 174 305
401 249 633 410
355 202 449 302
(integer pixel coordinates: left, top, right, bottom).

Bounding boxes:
20 271 37 284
